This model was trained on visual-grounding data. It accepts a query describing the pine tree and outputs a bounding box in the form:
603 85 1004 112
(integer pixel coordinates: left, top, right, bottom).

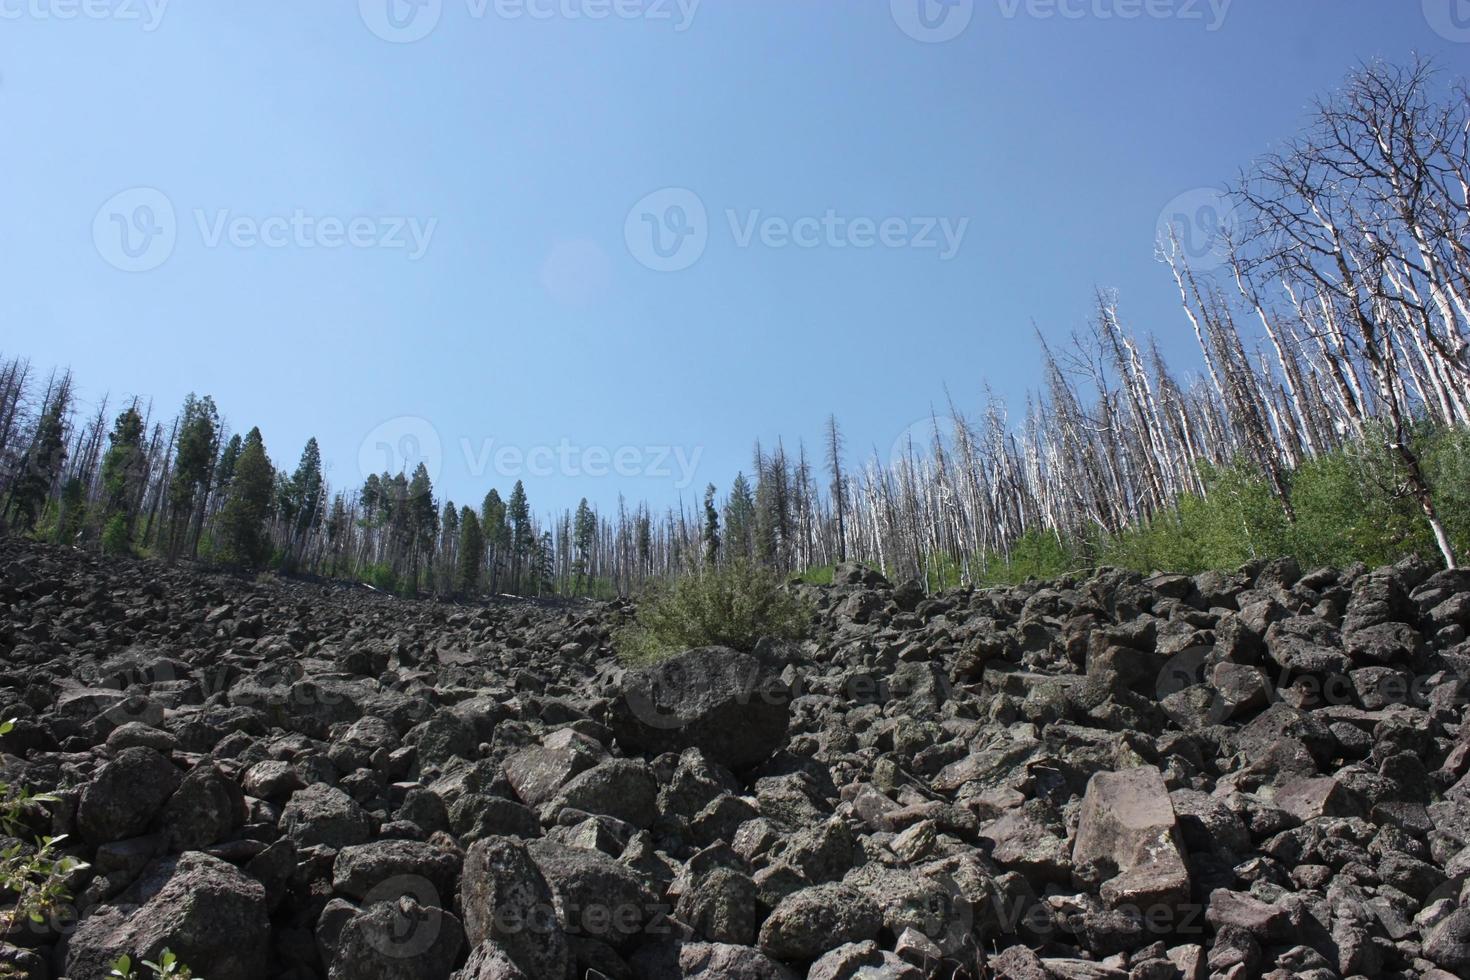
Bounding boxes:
325 493 349 576
572 497 596 593
166 394 218 560
481 488 509 594
458 506 484 596
507 480 530 593
405 463 438 596
215 427 274 568
725 472 755 562
216 433 242 489
98 405 146 550
5 385 69 532
702 483 721 566
437 499 459 596
279 437 324 573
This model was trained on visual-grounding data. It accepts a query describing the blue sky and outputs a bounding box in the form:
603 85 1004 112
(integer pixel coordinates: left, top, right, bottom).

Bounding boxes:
2 1 1465 522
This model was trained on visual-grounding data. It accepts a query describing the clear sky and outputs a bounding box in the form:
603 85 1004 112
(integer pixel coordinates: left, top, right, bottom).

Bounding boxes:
2 1 1464 522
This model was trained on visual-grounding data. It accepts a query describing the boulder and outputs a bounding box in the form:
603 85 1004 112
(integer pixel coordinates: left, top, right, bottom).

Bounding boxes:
757 883 883 962
63 852 270 980
460 837 570 980
76 746 181 846
610 647 790 770
1072 766 1190 909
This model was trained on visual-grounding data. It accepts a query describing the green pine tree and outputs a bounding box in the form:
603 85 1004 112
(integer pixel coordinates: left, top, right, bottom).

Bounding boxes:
215 427 274 568
458 506 484 596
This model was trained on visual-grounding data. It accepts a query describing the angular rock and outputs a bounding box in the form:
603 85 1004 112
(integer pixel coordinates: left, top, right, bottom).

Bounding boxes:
1072 766 1190 909
610 647 790 770
63 852 270 980
77 746 181 845
757 883 882 961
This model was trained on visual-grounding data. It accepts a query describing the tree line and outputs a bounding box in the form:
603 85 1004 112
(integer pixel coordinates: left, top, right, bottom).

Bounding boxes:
3 59 1466 594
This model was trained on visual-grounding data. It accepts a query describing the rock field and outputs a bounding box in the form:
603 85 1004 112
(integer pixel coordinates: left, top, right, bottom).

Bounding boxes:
4 538 1470 979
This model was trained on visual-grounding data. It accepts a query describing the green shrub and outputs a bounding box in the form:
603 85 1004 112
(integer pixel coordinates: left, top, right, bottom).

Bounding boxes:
100 515 132 556
0 720 87 938
618 561 812 663
109 949 200 979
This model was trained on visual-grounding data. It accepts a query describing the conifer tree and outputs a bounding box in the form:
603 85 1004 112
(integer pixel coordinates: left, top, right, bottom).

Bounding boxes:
166 394 218 561
279 437 324 572
725 472 755 562
405 463 437 596
98 405 146 552
507 480 530 593
702 483 721 566
4 385 69 532
458 506 484 596
481 488 509 594
572 497 596 592
215 427 274 567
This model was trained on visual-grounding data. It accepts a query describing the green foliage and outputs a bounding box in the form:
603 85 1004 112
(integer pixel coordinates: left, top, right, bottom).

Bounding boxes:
213 428 274 568
100 514 132 556
360 562 397 593
109 948 201 979
618 561 812 663
966 428 1470 581
0 720 87 939
457 506 484 595
977 529 1079 585
6 393 69 532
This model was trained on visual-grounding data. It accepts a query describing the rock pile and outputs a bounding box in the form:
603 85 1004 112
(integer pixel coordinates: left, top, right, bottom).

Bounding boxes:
2 538 1470 978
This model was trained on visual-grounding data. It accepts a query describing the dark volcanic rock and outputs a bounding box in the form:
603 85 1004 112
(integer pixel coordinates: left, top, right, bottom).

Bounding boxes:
6 539 1470 980
63 852 270 980
609 646 790 770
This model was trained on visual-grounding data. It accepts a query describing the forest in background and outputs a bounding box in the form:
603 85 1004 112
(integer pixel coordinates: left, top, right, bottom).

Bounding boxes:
2 59 1467 597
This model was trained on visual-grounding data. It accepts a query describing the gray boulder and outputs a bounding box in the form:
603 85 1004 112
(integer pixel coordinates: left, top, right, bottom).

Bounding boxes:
63 852 270 980
610 647 790 770
76 746 181 845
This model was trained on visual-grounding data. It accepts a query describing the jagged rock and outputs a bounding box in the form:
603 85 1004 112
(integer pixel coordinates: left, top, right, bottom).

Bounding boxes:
63 852 270 980
460 837 570 980
8 541 1470 980
757 883 882 961
325 896 465 980
1072 766 1190 909
161 762 247 850
332 840 462 907
528 840 658 950
76 746 181 845
676 867 758 945
281 783 374 849
610 647 790 770
546 758 658 829
502 735 601 808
